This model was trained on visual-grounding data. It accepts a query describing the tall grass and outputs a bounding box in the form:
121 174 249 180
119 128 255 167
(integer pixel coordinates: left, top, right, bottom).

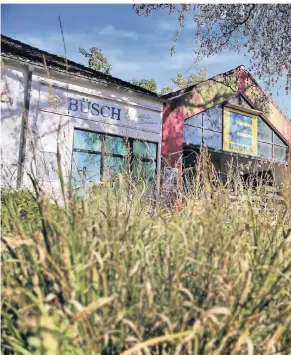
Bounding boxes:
1 151 291 355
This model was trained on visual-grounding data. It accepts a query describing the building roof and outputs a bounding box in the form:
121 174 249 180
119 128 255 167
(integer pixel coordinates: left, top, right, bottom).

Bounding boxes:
1 34 161 100
162 65 289 123
161 66 242 100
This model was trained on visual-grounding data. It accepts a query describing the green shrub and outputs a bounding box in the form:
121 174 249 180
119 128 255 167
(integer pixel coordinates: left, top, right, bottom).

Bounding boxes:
1 189 40 236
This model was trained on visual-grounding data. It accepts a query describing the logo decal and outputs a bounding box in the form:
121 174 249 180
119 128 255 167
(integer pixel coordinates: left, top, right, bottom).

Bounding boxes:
46 90 66 110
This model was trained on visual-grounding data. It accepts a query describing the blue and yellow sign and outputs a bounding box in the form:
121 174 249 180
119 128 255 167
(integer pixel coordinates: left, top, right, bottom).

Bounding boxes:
223 106 258 156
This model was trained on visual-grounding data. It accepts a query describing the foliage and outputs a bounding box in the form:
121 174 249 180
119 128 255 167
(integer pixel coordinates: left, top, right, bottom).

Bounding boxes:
134 4 291 93
78 44 206 95
159 84 173 96
2 150 291 354
171 67 208 90
1 189 41 236
79 47 112 75
130 78 158 93
131 68 208 95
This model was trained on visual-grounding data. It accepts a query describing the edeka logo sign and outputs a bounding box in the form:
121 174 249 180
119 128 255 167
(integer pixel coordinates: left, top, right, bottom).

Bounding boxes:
40 86 161 133
223 107 258 156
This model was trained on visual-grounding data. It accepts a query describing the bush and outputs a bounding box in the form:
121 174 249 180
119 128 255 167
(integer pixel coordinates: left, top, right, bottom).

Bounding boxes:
1 189 41 236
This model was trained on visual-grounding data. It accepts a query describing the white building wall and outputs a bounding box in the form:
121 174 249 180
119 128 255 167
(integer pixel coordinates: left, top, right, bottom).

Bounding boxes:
1 64 27 188
1 61 163 198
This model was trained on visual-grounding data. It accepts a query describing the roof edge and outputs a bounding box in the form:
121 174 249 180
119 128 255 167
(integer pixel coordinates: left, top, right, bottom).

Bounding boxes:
240 67 290 123
161 65 244 100
163 64 289 123
1 34 165 102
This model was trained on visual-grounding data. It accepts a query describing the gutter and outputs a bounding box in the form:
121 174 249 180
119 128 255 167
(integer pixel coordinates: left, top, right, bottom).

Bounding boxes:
16 64 34 187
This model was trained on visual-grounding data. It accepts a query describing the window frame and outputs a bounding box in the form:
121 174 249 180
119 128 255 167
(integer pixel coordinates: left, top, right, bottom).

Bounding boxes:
183 102 289 164
71 128 158 186
183 105 223 151
257 117 289 163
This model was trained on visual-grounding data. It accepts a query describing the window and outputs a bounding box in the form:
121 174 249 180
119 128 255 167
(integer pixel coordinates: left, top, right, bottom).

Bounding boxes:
183 126 202 146
273 145 288 162
273 132 286 146
257 117 288 163
183 103 288 164
223 106 288 162
258 118 272 143
132 140 157 182
183 106 223 150
228 95 253 109
202 107 223 132
204 130 222 150
258 142 272 160
71 128 157 189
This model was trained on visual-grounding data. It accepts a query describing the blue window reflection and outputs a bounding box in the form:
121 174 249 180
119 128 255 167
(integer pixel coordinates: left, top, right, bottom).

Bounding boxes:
103 156 130 179
105 135 128 155
73 129 102 152
183 125 202 145
133 141 157 160
71 129 158 189
71 152 101 189
204 130 222 150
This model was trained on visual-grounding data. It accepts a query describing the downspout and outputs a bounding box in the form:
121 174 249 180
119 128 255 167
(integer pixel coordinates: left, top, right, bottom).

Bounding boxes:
16 64 34 188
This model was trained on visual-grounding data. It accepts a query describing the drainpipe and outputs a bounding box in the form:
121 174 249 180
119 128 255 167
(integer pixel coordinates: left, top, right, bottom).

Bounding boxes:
16 64 34 188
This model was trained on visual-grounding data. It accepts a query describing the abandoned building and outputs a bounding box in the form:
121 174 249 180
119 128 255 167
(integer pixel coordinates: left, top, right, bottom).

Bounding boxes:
1 35 291 197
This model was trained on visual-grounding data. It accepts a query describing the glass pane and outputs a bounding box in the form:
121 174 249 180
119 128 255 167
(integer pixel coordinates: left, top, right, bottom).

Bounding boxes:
103 156 130 179
273 132 287 147
71 152 101 188
228 95 252 109
133 140 157 160
258 142 272 159
132 159 156 182
105 135 128 155
203 130 222 150
73 129 102 152
185 113 202 127
258 118 272 143
202 107 222 132
274 145 288 162
183 125 202 145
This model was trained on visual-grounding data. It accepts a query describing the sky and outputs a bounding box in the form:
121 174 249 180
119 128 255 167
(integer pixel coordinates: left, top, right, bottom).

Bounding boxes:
1 4 290 117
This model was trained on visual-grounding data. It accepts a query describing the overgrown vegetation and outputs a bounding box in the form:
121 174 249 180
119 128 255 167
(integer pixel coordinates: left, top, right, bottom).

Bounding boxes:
2 151 291 354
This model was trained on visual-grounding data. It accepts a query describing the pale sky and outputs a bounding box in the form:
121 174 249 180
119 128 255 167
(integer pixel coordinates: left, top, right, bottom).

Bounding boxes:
2 4 290 118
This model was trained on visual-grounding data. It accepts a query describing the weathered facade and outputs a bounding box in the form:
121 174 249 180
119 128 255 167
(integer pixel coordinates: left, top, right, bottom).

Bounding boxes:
161 66 291 191
1 36 291 198
1 35 164 198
